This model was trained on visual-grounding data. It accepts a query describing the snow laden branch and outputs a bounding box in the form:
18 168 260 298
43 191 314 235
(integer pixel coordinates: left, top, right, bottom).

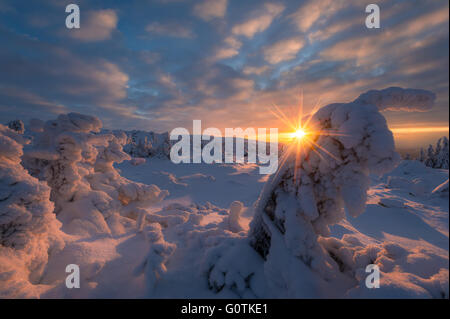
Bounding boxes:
354 87 435 112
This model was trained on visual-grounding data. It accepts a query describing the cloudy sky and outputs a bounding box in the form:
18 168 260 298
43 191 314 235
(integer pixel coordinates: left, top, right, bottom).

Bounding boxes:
0 0 448 148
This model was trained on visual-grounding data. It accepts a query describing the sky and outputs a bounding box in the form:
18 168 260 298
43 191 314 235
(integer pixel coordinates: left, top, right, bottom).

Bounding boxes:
0 0 448 149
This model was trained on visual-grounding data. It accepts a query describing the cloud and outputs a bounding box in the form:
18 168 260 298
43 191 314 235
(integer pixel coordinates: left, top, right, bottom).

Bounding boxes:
146 21 194 38
211 36 242 61
308 16 361 42
319 5 449 68
232 3 284 38
263 37 304 64
243 65 270 75
193 0 227 21
0 26 135 125
65 59 129 101
158 73 177 90
67 9 118 42
385 8 448 40
139 50 160 65
320 37 377 64
0 0 14 13
0 86 67 114
289 0 346 32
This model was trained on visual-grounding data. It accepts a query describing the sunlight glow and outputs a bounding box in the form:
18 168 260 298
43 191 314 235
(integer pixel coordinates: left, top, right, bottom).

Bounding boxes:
268 90 348 184
291 128 307 140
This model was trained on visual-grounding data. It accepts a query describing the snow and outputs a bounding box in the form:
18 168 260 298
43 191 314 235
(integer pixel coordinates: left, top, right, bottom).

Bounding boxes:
0 124 64 298
0 88 448 299
354 86 436 112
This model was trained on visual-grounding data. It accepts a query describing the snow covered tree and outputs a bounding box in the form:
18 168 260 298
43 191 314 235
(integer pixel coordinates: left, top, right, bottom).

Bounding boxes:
22 113 168 236
420 137 449 169
206 87 437 297
440 137 449 169
434 137 449 169
0 124 64 297
248 90 401 287
7 120 25 134
424 144 435 168
121 130 172 159
419 148 425 162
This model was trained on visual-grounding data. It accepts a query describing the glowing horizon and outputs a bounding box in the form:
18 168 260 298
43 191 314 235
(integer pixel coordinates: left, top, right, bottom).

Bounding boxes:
391 126 449 134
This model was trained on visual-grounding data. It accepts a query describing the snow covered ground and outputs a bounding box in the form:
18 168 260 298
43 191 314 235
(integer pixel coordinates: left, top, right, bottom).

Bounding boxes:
16 158 446 299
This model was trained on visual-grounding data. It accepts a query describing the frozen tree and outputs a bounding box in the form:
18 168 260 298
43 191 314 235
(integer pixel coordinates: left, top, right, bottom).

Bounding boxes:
0 124 64 297
248 90 401 287
424 144 435 168
205 87 436 297
419 148 425 162
120 130 172 159
434 137 449 169
434 138 442 163
7 120 25 134
421 137 449 169
22 113 168 236
440 137 449 169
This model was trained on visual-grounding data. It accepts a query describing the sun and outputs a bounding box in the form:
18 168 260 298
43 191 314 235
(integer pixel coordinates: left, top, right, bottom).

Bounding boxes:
291 127 307 140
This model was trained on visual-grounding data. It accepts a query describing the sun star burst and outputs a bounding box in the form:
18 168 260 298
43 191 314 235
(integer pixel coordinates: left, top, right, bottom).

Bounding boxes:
267 90 348 184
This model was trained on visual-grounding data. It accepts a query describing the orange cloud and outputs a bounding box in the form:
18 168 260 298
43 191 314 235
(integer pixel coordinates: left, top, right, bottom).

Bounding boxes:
232 3 284 38
263 37 305 64
193 0 227 21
